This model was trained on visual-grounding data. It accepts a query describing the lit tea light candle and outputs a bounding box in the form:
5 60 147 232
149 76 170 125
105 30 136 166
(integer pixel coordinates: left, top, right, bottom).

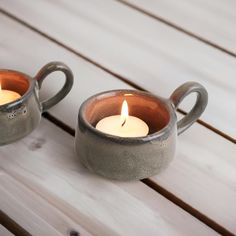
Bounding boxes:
0 83 21 106
96 100 149 137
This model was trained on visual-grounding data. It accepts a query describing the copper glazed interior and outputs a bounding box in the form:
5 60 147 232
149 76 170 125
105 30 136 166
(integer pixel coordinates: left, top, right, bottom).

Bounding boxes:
84 91 170 135
0 71 30 96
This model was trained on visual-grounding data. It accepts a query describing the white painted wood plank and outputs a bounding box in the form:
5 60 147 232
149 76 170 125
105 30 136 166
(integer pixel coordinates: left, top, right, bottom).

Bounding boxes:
0 171 91 236
0 13 235 233
0 225 14 236
0 119 216 236
0 15 216 236
0 15 132 129
1 0 235 137
152 113 236 231
124 0 236 54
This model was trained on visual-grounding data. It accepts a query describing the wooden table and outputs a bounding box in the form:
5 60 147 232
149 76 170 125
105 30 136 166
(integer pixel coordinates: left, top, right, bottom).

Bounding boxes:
0 1 235 235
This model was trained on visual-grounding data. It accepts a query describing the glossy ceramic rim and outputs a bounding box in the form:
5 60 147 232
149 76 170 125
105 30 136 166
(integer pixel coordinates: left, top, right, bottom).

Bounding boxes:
79 89 177 143
0 69 36 111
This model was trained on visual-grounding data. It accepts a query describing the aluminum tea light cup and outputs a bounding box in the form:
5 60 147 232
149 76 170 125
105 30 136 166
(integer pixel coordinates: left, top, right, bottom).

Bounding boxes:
75 82 208 181
0 61 73 146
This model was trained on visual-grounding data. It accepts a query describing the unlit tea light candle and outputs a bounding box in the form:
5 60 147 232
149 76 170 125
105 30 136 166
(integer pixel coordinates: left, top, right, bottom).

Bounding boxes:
96 100 149 137
0 83 21 106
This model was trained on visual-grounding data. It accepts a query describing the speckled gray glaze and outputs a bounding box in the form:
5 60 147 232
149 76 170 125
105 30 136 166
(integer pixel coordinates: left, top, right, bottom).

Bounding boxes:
0 61 73 146
75 82 208 181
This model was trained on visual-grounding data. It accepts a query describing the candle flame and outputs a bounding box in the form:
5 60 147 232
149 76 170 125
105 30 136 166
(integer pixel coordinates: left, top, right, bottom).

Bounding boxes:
121 100 129 126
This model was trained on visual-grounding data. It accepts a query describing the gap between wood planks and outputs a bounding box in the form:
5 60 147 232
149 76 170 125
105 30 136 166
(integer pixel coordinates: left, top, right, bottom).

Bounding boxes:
0 8 235 236
116 0 236 59
42 112 234 236
0 210 30 236
0 8 234 144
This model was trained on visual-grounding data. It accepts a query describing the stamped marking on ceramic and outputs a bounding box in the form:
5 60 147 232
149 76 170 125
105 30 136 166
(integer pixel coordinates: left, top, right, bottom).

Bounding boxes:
7 105 27 120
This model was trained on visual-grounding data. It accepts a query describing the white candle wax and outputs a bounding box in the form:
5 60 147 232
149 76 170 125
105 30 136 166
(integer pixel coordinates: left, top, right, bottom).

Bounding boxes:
96 115 149 137
0 85 21 106
96 100 149 137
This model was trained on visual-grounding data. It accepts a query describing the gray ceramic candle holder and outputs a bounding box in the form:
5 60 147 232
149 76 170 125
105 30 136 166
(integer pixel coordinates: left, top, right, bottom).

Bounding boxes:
75 82 208 181
0 61 73 146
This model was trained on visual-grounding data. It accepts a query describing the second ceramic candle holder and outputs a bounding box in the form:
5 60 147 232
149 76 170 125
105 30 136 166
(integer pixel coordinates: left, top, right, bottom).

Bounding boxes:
75 82 208 181
0 62 73 146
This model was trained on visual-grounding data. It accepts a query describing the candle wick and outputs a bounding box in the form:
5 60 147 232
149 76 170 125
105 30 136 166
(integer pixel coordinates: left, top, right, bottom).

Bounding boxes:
121 118 126 127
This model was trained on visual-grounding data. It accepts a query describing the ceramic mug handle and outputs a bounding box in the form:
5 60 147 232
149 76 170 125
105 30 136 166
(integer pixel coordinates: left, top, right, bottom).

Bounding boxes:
35 61 74 112
170 82 208 135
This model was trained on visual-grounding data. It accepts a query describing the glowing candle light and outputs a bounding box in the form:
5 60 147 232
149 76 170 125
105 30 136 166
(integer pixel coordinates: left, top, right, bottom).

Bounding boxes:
0 83 21 106
96 100 149 137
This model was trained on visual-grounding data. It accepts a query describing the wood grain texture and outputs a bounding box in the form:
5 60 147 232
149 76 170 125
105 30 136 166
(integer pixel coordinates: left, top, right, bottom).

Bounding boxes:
151 113 236 232
0 171 91 236
122 0 236 55
0 119 216 236
0 15 217 236
0 0 235 138
0 13 235 233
